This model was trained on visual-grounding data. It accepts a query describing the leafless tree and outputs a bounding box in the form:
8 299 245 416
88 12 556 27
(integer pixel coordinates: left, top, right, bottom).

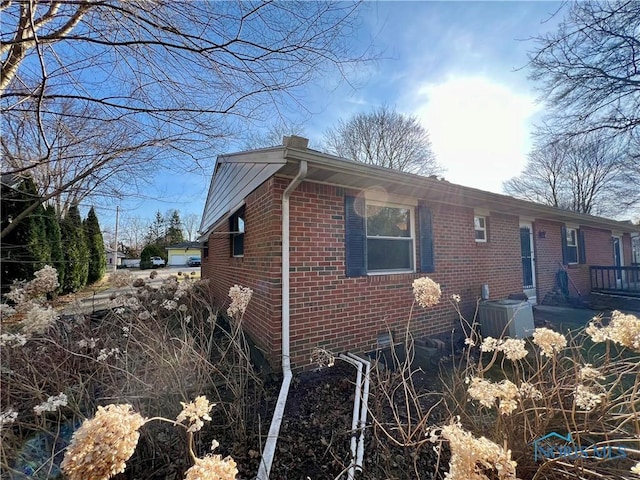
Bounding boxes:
504 134 638 217
243 120 308 150
181 213 200 242
1 1 370 238
322 106 442 175
528 1 640 141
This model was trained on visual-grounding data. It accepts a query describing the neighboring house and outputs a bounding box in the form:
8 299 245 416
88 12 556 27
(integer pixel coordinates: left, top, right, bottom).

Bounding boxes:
199 136 639 370
105 248 126 266
166 242 202 266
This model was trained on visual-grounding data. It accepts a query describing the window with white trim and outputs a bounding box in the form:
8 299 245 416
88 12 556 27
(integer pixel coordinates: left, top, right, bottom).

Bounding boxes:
565 227 578 264
366 202 414 272
230 208 245 257
474 216 487 242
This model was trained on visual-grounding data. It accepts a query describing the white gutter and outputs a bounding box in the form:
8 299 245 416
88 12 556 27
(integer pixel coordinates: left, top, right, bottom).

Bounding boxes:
257 160 307 480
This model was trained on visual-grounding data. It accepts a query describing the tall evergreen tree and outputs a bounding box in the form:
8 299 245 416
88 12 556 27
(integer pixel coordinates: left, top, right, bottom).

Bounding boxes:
1 176 48 292
166 210 184 245
44 205 64 294
60 205 89 293
146 211 166 246
84 207 106 284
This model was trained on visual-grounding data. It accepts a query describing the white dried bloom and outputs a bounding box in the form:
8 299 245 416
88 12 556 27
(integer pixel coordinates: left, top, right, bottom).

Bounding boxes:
24 265 59 297
177 396 214 433
451 294 461 303
109 270 134 288
1 408 18 427
114 307 125 315
532 328 567 357
138 310 151 321
499 338 528 361
33 393 68 415
605 311 640 352
574 384 605 411
97 348 120 362
227 285 253 317
480 337 500 353
518 382 542 401
412 277 441 308
435 420 517 479
184 454 238 480
0 333 28 348
585 320 610 343
122 326 130 337
125 296 140 310
467 377 520 415
5 283 26 304
161 299 177 310
578 364 605 382
631 463 640 475
0 303 17 319
310 348 336 369
184 315 192 324
21 304 59 335
464 337 476 346
61 404 145 480
178 303 188 312
78 337 98 350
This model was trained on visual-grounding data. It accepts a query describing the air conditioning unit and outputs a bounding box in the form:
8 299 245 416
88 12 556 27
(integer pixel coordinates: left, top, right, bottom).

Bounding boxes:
478 300 534 339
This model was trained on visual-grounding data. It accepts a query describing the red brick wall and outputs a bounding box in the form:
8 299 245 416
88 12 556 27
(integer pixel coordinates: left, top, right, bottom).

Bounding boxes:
285 179 523 369
201 178 282 361
533 221 615 299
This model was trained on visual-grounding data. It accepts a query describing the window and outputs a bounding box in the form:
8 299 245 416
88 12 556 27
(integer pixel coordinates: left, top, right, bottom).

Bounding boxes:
345 196 434 276
565 228 578 264
561 226 585 265
366 203 414 272
230 208 245 257
474 216 487 242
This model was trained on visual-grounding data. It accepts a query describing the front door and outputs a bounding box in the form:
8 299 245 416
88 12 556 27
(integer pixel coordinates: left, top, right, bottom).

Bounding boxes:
520 223 536 303
612 236 623 284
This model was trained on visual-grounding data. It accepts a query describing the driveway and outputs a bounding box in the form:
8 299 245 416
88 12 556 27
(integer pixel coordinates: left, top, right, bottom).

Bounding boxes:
63 266 201 315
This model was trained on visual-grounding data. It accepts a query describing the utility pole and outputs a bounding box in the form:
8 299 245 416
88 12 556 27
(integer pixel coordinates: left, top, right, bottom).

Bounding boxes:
113 205 119 273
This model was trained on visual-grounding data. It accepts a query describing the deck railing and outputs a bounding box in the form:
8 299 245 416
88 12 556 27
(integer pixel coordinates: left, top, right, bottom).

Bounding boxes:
590 265 640 295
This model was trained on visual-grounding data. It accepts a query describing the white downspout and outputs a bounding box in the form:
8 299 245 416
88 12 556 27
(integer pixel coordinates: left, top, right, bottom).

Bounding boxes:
339 354 363 480
257 160 307 480
348 352 371 472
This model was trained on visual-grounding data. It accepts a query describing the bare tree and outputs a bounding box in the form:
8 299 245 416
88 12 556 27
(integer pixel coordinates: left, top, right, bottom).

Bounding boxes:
1 1 370 238
181 213 200 242
504 134 638 217
528 1 640 140
243 120 308 150
322 106 442 175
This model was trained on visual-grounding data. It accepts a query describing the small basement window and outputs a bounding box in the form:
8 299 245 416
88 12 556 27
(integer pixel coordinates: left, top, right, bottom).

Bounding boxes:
230 208 245 257
474 216 487 242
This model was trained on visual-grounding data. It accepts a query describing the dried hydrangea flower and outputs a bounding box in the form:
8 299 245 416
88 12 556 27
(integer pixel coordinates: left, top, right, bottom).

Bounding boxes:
412 277 441 308
109 270 134 288
518 382 542 401
21 304 59 335
177 396 213 433
310 348 336 368
61 404 145 480
0 408 18 428
532 328 567 357
578 364 605 382
0 333 27 348
184 454 238 480
631 463 640 475
498 338 528 361
574 384 605 411
434 420 517 479
33 393 68 415
227 285 253 317
24 265 60 297
467 377 520 415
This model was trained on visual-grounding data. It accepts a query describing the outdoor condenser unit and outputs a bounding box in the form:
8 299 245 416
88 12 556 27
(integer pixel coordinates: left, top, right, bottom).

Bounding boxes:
478 300 534 339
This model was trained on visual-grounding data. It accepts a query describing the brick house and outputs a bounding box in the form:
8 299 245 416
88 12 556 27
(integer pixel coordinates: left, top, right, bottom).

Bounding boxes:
199 136 639 370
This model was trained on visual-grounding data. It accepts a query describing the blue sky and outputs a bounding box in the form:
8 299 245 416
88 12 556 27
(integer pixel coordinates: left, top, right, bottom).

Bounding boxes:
104 1 565 234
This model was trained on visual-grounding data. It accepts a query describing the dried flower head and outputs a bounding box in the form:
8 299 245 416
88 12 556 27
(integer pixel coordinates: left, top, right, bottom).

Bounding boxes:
432 420 517 479
574 384 605 411
412 277 441 308
61 404 145 480
518 382 542 401
21 304 59 335
578 363 605 382
34 393 68 415
466 377 520 415
451 293 461 303
1 408 18 428
0 332 27 348
310 348 336 369
109 270 133 288
479 337 528 361
532 328 567 357
184 454 238 480
586 311 640 352
24 265 60 297
177 395 213 433
227 285 253 317
631 463 640 475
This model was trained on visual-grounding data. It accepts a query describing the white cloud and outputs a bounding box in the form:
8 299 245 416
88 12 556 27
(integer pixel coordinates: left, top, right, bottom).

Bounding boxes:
413 77 540 193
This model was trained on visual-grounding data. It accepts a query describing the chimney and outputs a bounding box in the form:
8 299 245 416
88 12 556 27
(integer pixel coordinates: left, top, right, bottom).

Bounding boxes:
282 135 309 150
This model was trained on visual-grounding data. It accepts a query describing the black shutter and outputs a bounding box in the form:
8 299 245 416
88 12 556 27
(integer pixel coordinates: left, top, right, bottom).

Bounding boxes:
561 225 568 265
419 205 435 273
578 229 586 264
345 196 366 277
